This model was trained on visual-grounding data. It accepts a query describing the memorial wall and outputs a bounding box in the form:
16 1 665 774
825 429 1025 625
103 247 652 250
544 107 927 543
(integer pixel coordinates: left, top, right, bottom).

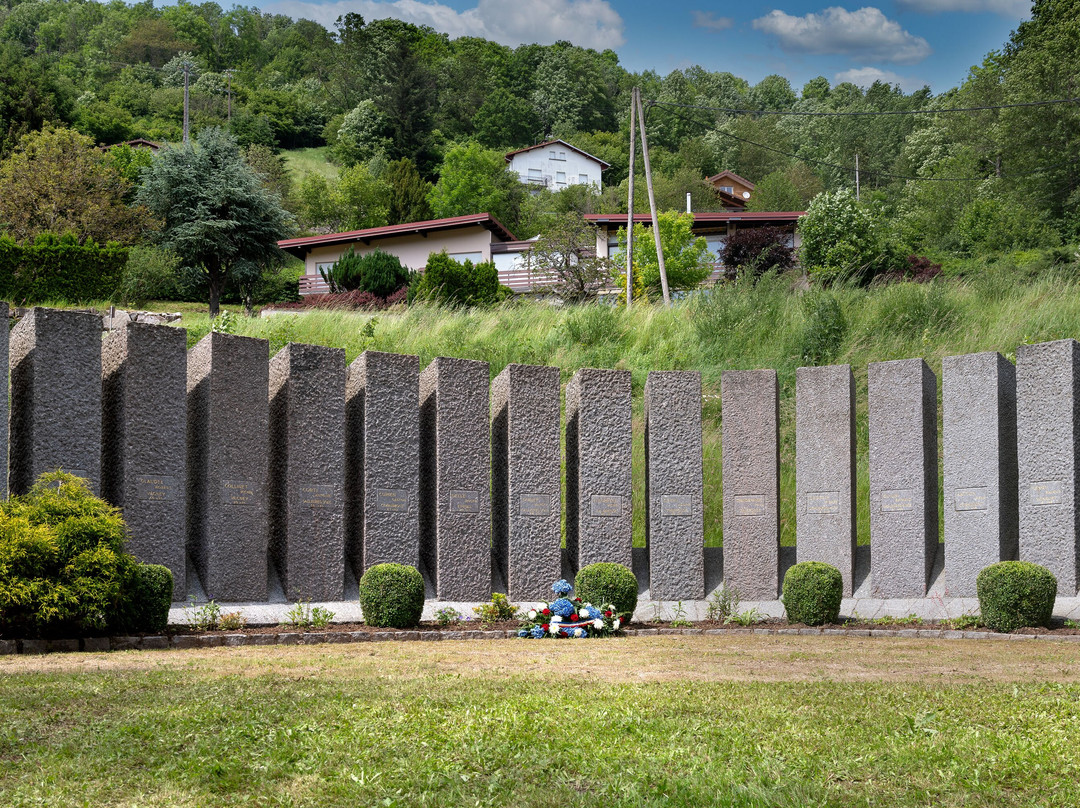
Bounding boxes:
7 307 1080 604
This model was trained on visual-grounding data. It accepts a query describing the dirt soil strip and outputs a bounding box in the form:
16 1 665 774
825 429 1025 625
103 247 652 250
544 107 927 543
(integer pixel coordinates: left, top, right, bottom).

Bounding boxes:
3 635 1080 683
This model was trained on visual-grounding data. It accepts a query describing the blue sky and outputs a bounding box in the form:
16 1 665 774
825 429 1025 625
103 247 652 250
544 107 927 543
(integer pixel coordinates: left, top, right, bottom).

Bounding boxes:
257 0 1030 94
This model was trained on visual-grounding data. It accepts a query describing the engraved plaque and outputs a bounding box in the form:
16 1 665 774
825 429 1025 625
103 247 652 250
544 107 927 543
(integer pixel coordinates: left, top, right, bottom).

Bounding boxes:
661 494 693 517
136 474 177 502
806 491 840 514
732 494 766 517
519 493 552 517
298 483 335 509
375 488 410 512
222 479 256 506
1031 480 1064 506
881 489 914 513
449 489 480 513
955 486 989 512
590 494 623 517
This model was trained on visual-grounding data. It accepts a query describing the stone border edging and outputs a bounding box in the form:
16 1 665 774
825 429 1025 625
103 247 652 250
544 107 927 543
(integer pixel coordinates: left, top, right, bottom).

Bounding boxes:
4 626 1080 655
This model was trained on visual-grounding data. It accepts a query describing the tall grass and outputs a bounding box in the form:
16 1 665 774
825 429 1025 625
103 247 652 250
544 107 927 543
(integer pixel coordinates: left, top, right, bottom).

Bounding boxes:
194 266 1080 548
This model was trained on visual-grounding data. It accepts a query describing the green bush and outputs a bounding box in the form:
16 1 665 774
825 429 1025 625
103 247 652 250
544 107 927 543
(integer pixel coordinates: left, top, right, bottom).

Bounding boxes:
413 250 503 305
782 562 843 626
320 248 408 298
358 563 425 628
118 244 181 305
976 561 1057 632
0 472 137 637
320 247 364 293
574 563 638 617
112 564 174 634
0 233 128 303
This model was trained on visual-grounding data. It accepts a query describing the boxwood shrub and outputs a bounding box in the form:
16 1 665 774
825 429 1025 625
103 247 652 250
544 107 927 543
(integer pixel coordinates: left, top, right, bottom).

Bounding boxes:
574 562 638 617
782 561 843 626
976 561 1057 632
113 564 174 634
359 563 425 628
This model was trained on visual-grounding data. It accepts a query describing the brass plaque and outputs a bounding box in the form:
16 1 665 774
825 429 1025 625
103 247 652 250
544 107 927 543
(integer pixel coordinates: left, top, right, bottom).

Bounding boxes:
806 491 840 514
1031 480 1063 506
298 483 335 509
955 486 988 512
449 489 480 513
661 494 693 517
881 489 914 513
732 494 766 517
375 488 410 512
520 493 552 517
136 474 177 503
590 495 623 517
222 479 256 506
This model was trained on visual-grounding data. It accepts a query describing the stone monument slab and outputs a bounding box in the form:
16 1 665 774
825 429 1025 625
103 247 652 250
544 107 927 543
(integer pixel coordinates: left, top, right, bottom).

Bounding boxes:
868 358 939 598
644 371 704 600
795 364 857 595
721 369 780 600
420 356 491 600
565 368 633 572
269 343 345 602
345 350 420 576
491 363 561 601
943 351 1018 597
102 322 187 594
10 308 102 495
186 332 269 601
1017 339 1080 593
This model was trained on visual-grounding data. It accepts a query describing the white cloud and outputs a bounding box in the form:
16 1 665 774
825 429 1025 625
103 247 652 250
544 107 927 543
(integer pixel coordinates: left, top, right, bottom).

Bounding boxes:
835 66 928 92
752 7 932 64
262 0 625 50
692 10 734 31
896 0 1029 15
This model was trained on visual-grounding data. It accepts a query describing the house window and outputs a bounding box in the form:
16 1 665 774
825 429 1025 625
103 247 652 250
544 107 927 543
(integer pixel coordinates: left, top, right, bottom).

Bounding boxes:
314 261 334 277
550 150 557 159
556 171 566 186
579 174 589 184
448 251 484 264
559 151 566 160
528 168 543 184
719 185 734 194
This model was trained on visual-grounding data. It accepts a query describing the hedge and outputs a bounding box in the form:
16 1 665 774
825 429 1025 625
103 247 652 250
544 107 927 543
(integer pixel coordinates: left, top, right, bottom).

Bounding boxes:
0 233 128 303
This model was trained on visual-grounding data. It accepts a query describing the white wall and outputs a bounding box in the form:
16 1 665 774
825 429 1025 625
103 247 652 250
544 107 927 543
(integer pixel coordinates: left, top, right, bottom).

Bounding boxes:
303 226 495 277
508 145 603 191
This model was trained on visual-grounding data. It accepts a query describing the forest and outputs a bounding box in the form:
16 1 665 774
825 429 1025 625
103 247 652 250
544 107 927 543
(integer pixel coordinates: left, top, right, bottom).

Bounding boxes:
0 0 1077 261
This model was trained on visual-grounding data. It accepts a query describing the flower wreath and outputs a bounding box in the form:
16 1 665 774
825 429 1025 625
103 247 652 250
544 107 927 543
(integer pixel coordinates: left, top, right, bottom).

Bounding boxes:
516 578 623 639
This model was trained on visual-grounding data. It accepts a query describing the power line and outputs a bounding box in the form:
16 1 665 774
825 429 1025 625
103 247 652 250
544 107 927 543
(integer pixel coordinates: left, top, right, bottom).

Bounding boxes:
654 103 1079 183
645 97 1080 118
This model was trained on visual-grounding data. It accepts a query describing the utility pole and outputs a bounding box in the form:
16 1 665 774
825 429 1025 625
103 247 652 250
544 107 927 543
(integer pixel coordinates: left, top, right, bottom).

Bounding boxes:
181 58 193 143
224 69 234 124
636 92 671 307
626 87 637 308
855 152 860 201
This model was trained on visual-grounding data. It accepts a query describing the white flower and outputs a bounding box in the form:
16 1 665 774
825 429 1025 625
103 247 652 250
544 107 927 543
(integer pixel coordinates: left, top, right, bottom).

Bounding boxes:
550 625 560 635
551 614 562 623
578 608 589 618
574 628 586 638
593 619 604 630
613 618 621 630
527 609 537 620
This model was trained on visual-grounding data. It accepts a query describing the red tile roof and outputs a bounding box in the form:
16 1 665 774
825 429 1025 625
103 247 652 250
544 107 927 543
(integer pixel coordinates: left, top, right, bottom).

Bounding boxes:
585 211 804 227
277 213 518 257
505 139 611 169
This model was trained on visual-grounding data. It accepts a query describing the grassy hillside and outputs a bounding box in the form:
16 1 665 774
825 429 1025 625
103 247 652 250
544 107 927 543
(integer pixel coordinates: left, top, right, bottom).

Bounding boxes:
185 261 1080 549
282 147 338 184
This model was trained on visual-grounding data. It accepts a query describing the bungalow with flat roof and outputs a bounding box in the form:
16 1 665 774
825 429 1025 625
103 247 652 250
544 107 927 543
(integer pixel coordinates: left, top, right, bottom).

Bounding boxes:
278 213 523 295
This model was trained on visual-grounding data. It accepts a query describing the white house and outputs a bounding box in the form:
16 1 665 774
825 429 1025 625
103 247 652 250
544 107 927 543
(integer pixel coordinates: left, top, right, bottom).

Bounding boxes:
505 139 610 191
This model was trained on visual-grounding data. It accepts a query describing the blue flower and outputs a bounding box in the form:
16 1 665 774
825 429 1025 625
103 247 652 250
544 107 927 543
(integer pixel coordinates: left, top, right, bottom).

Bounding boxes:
586 605 602 620
517 629 529 638
552 579 573 596
529 625 545 639
551 597 576 617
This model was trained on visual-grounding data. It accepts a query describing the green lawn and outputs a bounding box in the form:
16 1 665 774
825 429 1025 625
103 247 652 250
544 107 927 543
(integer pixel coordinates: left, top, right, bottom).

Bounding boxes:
282 146 338 183
2 636 1080 807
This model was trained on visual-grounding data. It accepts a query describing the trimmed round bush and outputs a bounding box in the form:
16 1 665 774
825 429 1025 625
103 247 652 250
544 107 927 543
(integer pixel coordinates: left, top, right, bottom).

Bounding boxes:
113 564 174 634
358 563 425 628
574 562 638 617
782 561 843 626
977 561 1056 632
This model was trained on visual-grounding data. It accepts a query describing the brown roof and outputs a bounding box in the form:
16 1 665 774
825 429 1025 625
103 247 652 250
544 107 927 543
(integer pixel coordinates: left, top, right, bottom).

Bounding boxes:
585 211 803 228
277 213 518 258
99 138 162 151
505 139 611 170
706 170 756 190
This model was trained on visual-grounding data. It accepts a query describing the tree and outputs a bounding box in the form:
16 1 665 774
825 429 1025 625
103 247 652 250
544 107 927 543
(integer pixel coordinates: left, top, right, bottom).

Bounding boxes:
427 141 524 229
720 226 796 278
320 248 408 296
472 88 540 149
527 214 612 302
384 158 432 224
0 126 152 246
331 100 391 165
799 187 886 284
136 127 294 317
296 162 389 233
243 144 292 205
616 212 712 299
